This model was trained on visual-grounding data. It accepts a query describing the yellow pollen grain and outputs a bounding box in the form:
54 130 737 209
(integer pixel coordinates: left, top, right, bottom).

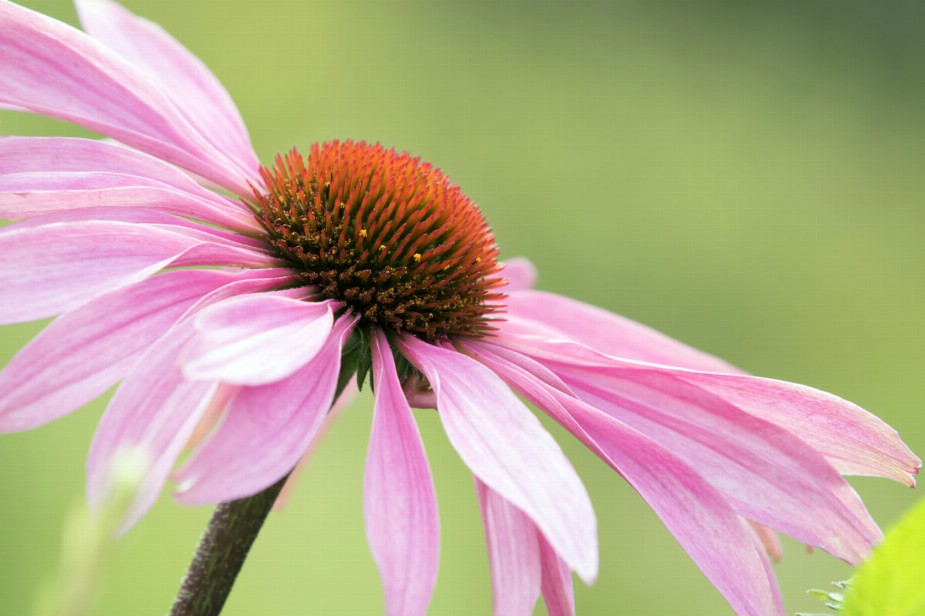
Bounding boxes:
413 253 422 263
359 229 368 238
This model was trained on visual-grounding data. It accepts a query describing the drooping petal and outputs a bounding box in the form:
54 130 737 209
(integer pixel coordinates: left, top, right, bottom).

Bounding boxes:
503 331 920 487
0 269 278 433
538 533 576 616
474 478 542 616
0 2 253 193
487 336 882 565
503 291 739 372
561 365 880 563
499 257 538 292
173 315 358 504
74 0 260 181
397 335 598 584
364 329 440 616
674 371 922 487
466 344 781 615
87 320 216 532
183 294 335 386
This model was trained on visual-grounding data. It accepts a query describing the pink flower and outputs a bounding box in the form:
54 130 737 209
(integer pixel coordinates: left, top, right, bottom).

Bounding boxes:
0 1 918 615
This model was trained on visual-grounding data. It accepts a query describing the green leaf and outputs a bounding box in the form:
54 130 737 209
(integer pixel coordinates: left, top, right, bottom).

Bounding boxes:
842 497 925 616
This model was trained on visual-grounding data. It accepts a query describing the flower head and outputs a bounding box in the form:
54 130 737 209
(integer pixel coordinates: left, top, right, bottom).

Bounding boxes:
0 1 919 615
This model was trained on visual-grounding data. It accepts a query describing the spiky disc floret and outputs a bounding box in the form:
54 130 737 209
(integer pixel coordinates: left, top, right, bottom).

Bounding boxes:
252 140 505 339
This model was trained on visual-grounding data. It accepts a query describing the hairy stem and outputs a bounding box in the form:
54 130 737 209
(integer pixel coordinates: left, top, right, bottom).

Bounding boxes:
169 474 289 616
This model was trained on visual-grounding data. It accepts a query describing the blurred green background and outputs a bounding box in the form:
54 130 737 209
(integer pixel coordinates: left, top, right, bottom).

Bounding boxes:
2 1 923 614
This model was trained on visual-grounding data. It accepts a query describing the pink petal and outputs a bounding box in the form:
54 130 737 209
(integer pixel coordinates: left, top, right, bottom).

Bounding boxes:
751 529 785 615
474 478 542 616
87 319 217 532
538 533 576 616
364 329 440 616
0 219 199 324
74 0 260 182
0 136 257 231
173 314 358 504
5 201 267 254
0 269 264 433
0 3 252 193
675 371 922 487
183 295 335 386
499 257 538 292
465 344 782 615
0 172 257 232
0 218 276 324
503 291 739 372
491 336 883 564
504 331 920 488
397 335 598 584
555 364 881 564
0 136 205 183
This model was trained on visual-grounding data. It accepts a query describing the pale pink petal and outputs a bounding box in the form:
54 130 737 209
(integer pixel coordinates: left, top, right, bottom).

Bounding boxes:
0 136 212 185
538 533 575 616
4 204 267 254
0 136 256 230
9 205 273 258
474 478 542 616
183 295 335 386
0 218 277 324
0 220 200 324
5 204 213 229
0 3 252 193
489 336 882 564
465 345 781 615
503 291 739 372
75 0 260 182
0 269 260 433
173 315 358 504
364 329 439 616
87 319 216 532
0 172 257 232
397 335 598 584
499 257 538 292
